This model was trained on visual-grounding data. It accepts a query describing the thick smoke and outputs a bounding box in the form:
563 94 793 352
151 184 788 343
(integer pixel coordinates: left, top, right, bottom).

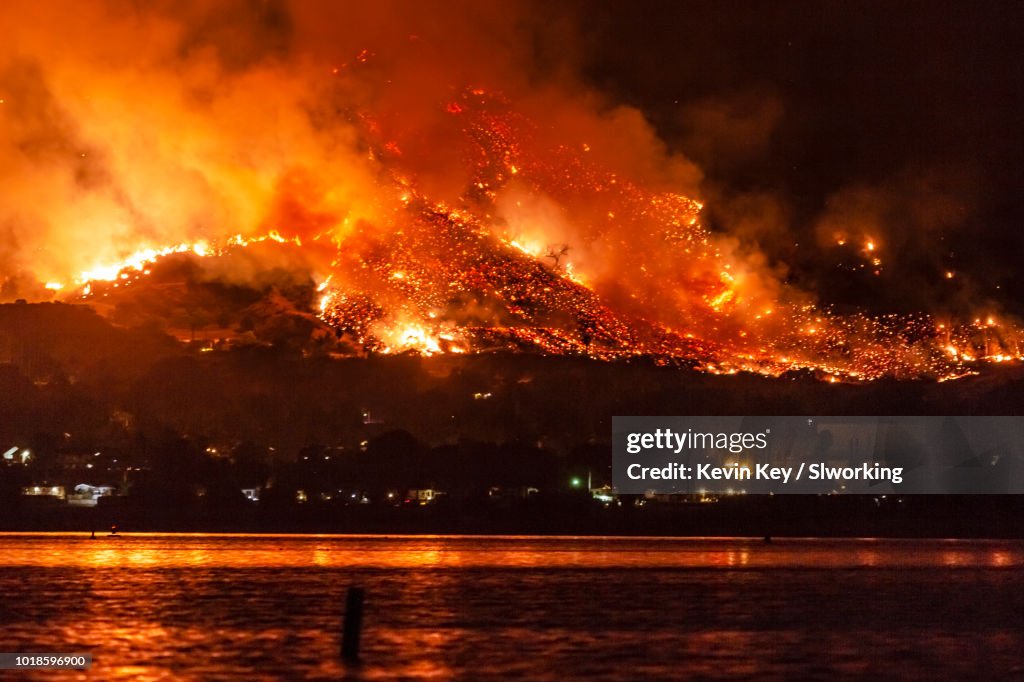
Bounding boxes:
1 0 389 292
0 1 730 294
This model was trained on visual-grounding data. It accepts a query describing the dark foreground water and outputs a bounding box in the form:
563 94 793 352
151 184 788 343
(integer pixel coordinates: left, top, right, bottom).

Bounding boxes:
1 534 1022 680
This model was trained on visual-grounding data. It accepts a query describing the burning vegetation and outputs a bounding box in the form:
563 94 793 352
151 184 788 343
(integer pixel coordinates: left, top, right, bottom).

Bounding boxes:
2 1 1021 383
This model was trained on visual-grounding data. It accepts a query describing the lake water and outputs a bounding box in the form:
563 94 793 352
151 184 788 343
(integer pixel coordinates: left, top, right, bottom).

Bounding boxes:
1 534 1022 680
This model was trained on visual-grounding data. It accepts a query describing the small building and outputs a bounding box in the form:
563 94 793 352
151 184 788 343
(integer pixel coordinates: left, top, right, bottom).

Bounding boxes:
67 484 116 507
406 488 445 505
23 485 65 500
590 485 618 504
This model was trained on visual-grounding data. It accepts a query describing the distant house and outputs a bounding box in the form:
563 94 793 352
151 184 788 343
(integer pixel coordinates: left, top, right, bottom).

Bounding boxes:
589 485 617 504
67 483 116 507
406 488 445 505
23 485 65 500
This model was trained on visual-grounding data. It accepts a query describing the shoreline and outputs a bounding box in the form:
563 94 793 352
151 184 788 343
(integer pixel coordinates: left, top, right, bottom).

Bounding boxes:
5 496 1023 539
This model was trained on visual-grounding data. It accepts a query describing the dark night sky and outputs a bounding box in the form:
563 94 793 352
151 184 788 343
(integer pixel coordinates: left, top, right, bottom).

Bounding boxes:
580 0 1024 313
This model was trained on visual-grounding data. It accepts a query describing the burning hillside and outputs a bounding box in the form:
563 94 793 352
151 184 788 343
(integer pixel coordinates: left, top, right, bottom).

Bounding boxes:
2 2 1021 382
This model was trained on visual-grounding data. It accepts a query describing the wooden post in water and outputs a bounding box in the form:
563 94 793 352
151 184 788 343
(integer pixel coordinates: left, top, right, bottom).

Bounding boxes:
341 586 365 662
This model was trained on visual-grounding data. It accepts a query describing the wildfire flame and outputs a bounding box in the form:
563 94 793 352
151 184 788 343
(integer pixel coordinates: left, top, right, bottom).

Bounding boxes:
47 90 1023 381
3 2 1019 382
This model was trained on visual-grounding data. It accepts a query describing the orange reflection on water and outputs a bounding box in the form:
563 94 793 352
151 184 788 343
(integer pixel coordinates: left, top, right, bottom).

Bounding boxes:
855 549 881 567
57 621 178 682
990 551 1012 567
1 534 1023 570
941 550 970 567
2 534 1023 680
